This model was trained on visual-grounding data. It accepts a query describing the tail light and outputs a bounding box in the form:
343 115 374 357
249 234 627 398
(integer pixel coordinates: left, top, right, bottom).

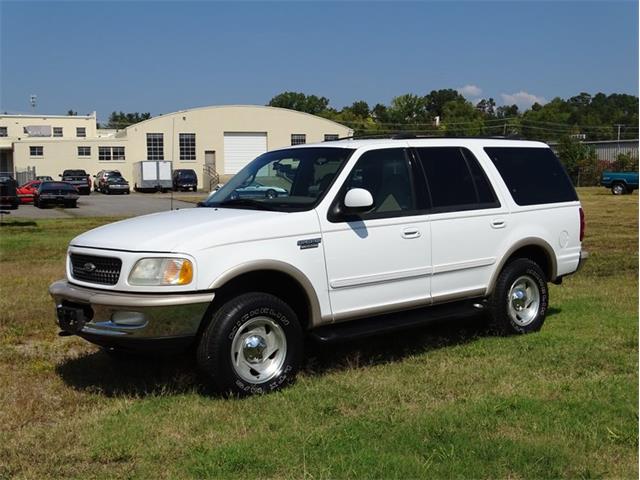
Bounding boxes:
579 207 585 242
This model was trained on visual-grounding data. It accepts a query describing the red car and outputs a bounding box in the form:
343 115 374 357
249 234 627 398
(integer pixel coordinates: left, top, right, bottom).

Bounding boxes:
17 180 42 204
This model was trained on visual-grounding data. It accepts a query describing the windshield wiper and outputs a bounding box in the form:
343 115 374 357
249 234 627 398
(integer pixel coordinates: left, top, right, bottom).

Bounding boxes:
216 198 276 211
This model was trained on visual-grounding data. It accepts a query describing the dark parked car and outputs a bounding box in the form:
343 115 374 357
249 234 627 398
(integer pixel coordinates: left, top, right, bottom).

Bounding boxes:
34 182 79 208
93 170 122 192
172 169 198 192
60 169 91 195
103 175 130 194
0 176 19 210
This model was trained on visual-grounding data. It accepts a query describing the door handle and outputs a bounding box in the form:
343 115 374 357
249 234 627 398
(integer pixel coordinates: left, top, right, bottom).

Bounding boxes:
402 227 421 239
491 218 507 229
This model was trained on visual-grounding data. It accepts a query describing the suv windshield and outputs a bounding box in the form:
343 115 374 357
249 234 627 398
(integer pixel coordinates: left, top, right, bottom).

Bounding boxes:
203 147 354 211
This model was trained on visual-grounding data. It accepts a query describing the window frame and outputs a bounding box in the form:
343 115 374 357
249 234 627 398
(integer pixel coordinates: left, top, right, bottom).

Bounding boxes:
291 134 306 146
77 146 91 157
324 134 339 142
412 146 501 214
328 147 425 223
53 127 63 137
76 127 86 138
146 133 164 160
179 133 196 161
0 127 7 137
29 146 44 157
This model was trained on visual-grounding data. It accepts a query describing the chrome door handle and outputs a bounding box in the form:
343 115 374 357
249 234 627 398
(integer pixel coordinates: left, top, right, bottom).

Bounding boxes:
402 227 421 239
491 218 506 229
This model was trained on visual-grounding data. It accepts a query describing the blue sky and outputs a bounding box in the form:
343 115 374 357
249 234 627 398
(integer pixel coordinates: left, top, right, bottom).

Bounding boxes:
1 1 637 121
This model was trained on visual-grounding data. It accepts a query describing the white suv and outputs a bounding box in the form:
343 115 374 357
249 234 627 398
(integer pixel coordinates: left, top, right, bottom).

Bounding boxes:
50 138 587 395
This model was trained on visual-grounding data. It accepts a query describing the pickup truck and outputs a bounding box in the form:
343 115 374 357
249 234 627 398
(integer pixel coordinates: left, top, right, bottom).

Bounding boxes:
59 169 91 195
600 171 638 195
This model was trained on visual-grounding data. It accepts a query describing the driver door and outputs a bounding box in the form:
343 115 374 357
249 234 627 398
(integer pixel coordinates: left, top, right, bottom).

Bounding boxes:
319 148 432 321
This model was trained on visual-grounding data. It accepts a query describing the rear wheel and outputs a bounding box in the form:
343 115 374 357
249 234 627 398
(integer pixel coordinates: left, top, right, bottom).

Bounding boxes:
488 258 548 335
611 182 627 195
197 292 303 396
266 189 277 199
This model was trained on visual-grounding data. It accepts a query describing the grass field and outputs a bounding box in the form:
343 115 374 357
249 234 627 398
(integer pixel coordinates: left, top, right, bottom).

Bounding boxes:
0 187 637 479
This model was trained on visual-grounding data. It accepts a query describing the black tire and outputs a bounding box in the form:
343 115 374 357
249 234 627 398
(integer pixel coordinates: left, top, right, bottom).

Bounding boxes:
197 292 303 396
627 189 634 195
488 258 548 335
611 182 627 195
266 189 276 199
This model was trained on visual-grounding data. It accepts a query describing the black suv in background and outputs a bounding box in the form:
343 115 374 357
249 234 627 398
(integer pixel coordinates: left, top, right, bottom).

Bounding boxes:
172 169 198 191
93 170 122 193
0 176 19 210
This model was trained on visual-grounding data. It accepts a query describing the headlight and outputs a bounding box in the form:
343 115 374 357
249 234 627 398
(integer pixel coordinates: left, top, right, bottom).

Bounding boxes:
128 258 193 286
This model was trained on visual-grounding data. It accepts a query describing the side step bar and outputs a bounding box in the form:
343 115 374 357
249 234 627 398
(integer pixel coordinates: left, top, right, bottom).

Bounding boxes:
310 300 485 343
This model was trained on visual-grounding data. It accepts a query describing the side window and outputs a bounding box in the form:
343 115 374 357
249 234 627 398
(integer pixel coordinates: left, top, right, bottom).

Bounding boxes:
344 148 415 216
416 147 499 212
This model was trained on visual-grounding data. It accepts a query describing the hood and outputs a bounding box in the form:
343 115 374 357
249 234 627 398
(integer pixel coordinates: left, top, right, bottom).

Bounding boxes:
70 207 301 253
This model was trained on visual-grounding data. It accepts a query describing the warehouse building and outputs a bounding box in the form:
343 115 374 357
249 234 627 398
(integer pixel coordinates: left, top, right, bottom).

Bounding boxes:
0 105 352 189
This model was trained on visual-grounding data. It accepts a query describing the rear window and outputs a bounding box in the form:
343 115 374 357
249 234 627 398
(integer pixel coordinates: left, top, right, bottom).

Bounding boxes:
484 147 578 206
42 182 75 191
63 170 87 176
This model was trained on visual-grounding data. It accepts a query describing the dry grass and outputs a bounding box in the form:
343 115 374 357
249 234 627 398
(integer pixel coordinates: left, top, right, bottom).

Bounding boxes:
0 187 637 479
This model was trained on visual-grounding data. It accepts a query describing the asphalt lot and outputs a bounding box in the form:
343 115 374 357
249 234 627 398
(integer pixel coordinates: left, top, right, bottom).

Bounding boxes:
6 191 199 219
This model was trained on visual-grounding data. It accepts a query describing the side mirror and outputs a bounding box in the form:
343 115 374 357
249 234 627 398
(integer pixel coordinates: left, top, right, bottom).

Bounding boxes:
343 188 373 213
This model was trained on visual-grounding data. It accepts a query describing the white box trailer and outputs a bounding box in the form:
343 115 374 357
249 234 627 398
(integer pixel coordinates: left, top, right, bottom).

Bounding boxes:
133 161 173 192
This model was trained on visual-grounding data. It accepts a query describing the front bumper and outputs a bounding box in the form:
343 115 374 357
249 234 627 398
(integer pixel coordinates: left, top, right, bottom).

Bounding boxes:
49 279 214 341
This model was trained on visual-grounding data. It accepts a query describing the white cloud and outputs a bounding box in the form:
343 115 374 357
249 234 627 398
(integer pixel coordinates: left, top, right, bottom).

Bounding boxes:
500 91 547 110
457 84 482 98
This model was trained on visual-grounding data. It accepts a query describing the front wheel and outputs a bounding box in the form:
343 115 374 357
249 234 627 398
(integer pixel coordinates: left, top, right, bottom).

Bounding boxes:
197 292 303 396
488 258 548 335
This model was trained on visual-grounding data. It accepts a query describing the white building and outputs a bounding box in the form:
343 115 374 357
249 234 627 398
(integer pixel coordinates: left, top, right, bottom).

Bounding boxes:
0 105 352 189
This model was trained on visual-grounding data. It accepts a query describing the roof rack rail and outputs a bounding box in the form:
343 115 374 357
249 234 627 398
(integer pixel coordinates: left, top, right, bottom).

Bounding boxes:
326 133 529 142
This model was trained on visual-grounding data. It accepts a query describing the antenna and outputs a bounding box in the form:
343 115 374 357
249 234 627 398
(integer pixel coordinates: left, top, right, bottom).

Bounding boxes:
29 94 37 111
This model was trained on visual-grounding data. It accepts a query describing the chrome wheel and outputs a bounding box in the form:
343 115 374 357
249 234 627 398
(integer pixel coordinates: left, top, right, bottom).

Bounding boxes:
612 183 625 195
507 275 540 326
230 316 287 384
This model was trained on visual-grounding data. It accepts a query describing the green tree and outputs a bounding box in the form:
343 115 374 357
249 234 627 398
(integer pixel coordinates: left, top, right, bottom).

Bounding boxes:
267 92 330 115
556 136 599 186
442 99 484 136
424 89 465 118
106 111 151 129
387 94 430 128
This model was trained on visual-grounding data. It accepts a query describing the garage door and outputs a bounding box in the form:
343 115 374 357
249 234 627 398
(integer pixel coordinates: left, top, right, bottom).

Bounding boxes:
223 132 268 174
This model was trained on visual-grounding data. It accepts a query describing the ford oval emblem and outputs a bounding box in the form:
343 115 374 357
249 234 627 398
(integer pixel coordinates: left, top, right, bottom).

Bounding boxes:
83 262 97 273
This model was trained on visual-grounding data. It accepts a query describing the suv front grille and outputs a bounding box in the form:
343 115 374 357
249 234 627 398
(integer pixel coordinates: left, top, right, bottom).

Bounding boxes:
70 253 122 285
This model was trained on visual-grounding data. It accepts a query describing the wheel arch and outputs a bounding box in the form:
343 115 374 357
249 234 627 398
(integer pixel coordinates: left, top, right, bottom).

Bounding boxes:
206 260 323 331
486 238 557 295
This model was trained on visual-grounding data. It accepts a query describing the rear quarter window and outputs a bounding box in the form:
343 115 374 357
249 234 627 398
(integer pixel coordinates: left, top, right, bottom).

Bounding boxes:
484 147 578 206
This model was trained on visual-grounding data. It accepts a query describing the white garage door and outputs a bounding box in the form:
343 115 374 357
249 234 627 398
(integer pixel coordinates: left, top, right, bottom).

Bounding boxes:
223 132 268 174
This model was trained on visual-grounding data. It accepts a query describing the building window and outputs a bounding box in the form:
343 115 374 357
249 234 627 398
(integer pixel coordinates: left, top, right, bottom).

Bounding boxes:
179 133 196 161
98 146 126 161
30 146 43 157
78 146 91 157
0 127 7 137
146 133 164 160
53 127 63 137
76 127 86 138
291 134 306 145
324 134 339 141
112 146 125 160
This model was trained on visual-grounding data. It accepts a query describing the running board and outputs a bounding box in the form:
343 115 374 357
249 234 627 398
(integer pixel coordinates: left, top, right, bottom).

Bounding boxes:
310 300 484 343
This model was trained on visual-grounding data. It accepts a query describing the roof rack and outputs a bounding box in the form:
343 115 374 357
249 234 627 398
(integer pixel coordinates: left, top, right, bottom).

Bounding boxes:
326 133 527 141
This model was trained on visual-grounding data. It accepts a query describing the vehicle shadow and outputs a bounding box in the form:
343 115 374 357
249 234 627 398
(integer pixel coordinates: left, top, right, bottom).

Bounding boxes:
56 309 561 398
0 220 38 227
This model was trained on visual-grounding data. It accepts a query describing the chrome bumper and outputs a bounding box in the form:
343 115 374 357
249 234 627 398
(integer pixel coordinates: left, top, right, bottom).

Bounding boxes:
49 280 214 339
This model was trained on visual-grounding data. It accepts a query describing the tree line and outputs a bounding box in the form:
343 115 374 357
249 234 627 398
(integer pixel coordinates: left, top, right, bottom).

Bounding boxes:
267 90 639 141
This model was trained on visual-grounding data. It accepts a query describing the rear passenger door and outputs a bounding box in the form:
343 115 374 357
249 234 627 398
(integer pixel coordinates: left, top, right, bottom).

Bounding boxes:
319 148 432 321
413 147 507 302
